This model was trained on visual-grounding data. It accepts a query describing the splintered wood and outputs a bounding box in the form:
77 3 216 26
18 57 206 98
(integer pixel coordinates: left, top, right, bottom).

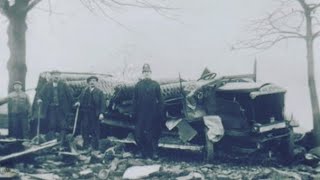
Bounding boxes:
0 139 59 163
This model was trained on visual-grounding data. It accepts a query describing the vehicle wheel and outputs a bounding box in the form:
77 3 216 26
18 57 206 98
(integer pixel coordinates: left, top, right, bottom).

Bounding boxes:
204 127 215 162
279 128 295 164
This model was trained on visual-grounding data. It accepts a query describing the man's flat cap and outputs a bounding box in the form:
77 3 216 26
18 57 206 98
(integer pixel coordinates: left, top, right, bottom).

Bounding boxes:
87 76 99 83
13 81 22 86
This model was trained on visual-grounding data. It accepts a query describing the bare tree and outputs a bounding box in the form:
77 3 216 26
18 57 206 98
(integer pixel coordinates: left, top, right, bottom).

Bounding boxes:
235 0 320 145
0 0 172 92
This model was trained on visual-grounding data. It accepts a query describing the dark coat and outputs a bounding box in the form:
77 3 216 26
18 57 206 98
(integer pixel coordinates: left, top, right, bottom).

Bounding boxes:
78 87 106 116
133 78 164 139
0 91 31 139
37 81 74 118
0 91 31 115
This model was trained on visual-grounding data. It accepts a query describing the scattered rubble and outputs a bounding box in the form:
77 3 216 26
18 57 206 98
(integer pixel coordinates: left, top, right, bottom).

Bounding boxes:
27 173 61 180
0 167 18 179
176 172 205 180
0 139 59 163
0 136 319 179
79 169 93 177
122 164 161 179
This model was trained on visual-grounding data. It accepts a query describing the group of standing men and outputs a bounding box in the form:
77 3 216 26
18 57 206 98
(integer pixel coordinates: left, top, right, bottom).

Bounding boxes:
36 71 105 150
0 64 164 158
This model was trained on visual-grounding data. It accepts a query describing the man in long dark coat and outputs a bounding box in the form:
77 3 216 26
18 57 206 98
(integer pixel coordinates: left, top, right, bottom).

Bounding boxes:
0 81 31 139
133 63 164 159
37 70 74 144
75 76 105 150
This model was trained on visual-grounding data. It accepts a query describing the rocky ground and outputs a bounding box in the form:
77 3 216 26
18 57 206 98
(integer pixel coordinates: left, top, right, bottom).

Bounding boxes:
1 136 320 180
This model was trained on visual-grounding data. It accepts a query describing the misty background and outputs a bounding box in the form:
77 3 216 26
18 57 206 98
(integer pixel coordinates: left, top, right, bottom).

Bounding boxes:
0 0 319 131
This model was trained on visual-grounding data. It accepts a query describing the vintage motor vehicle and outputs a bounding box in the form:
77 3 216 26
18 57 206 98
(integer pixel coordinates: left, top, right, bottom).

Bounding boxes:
31 68 297 162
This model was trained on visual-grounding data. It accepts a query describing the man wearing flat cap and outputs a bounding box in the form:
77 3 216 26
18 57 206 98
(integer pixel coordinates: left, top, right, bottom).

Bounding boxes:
75 75 106 150
0 81 31 139
133 63 164 159
36 70 74 144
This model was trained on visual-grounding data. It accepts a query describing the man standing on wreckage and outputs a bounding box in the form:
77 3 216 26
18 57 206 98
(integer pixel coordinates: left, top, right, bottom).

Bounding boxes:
75 76 105 151
36 70 74 147
133 63 164 159
0 81 31 139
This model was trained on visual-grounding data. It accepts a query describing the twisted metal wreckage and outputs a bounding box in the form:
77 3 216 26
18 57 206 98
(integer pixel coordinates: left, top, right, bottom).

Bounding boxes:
0 65 298 163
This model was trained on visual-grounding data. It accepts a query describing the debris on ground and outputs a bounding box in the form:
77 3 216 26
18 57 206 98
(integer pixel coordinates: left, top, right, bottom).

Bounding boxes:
176 172 205 180
0 167 18 179
122 164 161 179
0 139 59 163
79 169 93 177
0 135 319 179
27 173 61 180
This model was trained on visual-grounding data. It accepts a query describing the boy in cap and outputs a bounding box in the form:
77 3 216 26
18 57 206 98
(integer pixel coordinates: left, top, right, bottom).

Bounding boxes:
133 63 164 159
75 76 105 150
0 81 31 139
36 70 74 144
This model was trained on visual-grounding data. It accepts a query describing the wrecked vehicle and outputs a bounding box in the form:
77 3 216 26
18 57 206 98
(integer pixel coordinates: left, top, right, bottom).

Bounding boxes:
30 68 297 162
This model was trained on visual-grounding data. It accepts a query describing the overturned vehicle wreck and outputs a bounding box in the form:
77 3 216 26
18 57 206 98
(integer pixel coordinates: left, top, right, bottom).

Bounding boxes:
32 68 297 162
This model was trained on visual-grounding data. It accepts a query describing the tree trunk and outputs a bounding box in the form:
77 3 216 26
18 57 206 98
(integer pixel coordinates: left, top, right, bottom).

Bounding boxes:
6 2 28 93
305 10 320 146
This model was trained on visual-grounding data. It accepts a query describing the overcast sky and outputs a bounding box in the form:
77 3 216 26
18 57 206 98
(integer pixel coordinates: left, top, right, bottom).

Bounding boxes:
0 0 319 130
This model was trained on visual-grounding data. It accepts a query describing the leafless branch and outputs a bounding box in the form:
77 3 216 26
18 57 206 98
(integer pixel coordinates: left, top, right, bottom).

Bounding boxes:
108 0 175 10
91 0 132 31
79 0 177 30
33 6 68 16
233 0 314 50
297 0 308 11
310 3 320 11
313 30 320 39
109 0 158 9
93 0 177 19
80 0 99 16
27 0 43 12
234 35 304 50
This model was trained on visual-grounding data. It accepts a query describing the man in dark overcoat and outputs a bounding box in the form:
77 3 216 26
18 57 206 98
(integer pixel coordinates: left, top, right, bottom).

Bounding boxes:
75 76 105 150
37 70 74 143
0 81 31 139
133 63 164 159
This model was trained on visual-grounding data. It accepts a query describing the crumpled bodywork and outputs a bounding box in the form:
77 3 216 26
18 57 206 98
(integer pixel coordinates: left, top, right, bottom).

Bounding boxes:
203 116 224 143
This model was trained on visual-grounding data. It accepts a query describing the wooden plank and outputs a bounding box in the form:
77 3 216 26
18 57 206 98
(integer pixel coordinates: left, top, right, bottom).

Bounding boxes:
0 139 59 163
107 137 203 152
101 119 135 129
102 119 177 136
0 138 29 143
176 120 198 142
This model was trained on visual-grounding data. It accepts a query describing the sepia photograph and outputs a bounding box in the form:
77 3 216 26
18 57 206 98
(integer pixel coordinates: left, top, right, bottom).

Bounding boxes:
0 0 320 179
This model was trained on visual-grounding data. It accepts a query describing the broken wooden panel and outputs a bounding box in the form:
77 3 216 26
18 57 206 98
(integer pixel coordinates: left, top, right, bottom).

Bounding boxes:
176 120 198 143
0 138 29 143
101 119 134 130
165 119 182 131
107 136 203 152
203 116 224 143
0 139 59 163
27 173 61 180
165 118 198 142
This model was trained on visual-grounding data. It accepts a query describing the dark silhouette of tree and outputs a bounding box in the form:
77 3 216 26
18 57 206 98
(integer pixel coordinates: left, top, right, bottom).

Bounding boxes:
235 0 320 145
